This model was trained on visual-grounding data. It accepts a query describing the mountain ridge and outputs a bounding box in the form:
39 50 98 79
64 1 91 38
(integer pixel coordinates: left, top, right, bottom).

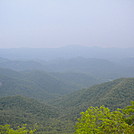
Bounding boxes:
0 46 134 60
51 78 134 120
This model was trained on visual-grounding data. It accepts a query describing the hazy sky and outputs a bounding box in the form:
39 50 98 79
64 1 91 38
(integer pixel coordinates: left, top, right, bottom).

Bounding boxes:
0 0 134 48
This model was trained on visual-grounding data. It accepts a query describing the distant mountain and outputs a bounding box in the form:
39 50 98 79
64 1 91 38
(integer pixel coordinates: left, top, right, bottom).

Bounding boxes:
0 57 47 71
0 56 134 91
0 70 51 100
0 67 103 101
117 57 134 67
0 68 80 101
52 78 134 120
0 57 10 63
0 46 134 133
0 46 134 60
21 70 77 94
50 72 102 89
45 57 134 79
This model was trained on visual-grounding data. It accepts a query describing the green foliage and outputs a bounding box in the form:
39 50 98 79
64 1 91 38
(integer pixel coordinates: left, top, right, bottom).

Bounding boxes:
0 96 59 125
0 124 36 134
0 96 74 134
53 78 134 119
0 75 134 134
50 72 102 89
75 104 134 134
0 68 81 101
122 101 134 126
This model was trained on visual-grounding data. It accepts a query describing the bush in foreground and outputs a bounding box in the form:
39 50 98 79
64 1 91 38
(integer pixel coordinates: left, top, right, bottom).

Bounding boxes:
75 101 134 134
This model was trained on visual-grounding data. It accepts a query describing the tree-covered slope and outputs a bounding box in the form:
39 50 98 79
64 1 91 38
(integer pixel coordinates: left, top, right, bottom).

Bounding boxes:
0 68 80 101
22 70 77 94
52 78 134 120
0 96 59 125
0 70 54 100
0 96 74 134
0 57 47 71
1 56 134 81
50 72 103 89
0 78 134 133
44 57 134 79
0 67 105 101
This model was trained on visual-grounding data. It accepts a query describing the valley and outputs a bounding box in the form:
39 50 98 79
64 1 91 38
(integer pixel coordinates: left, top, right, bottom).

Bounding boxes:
1 0 134 133
0 47 134 133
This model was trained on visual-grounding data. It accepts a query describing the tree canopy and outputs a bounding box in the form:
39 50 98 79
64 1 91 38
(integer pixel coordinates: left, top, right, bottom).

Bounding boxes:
0 124 36 134
75 102 134 134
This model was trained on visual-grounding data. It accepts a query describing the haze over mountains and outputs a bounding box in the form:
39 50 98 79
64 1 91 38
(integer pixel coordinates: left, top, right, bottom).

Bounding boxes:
0 46 134 100
0 46 134 60
1 0 134 132
0 46 134 133
0 46 134 82
0 78 134 133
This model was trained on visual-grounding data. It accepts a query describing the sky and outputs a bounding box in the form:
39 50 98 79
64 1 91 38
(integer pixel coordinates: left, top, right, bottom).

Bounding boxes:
0 0 134 48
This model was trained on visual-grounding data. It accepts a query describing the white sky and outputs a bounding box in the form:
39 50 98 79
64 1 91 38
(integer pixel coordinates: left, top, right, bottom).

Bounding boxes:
0 0 134 48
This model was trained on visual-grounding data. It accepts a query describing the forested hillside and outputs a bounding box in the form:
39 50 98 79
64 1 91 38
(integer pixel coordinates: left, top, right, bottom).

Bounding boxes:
1 0 134 132
0 56 134 80
0 51 134 133
0 78 134 133
0 66 108 101
0 96 74 134
0 96 58 125
52 78 134 120
0 68 57 101
0 68 88 101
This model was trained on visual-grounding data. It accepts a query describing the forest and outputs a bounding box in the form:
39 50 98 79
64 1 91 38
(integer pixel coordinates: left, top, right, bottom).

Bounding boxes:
0 47 134 133
1 0 134 133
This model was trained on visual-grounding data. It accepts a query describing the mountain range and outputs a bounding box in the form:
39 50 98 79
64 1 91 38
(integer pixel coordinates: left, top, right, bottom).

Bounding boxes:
0 46 134 133
0 46 134 60
0 78 134 133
